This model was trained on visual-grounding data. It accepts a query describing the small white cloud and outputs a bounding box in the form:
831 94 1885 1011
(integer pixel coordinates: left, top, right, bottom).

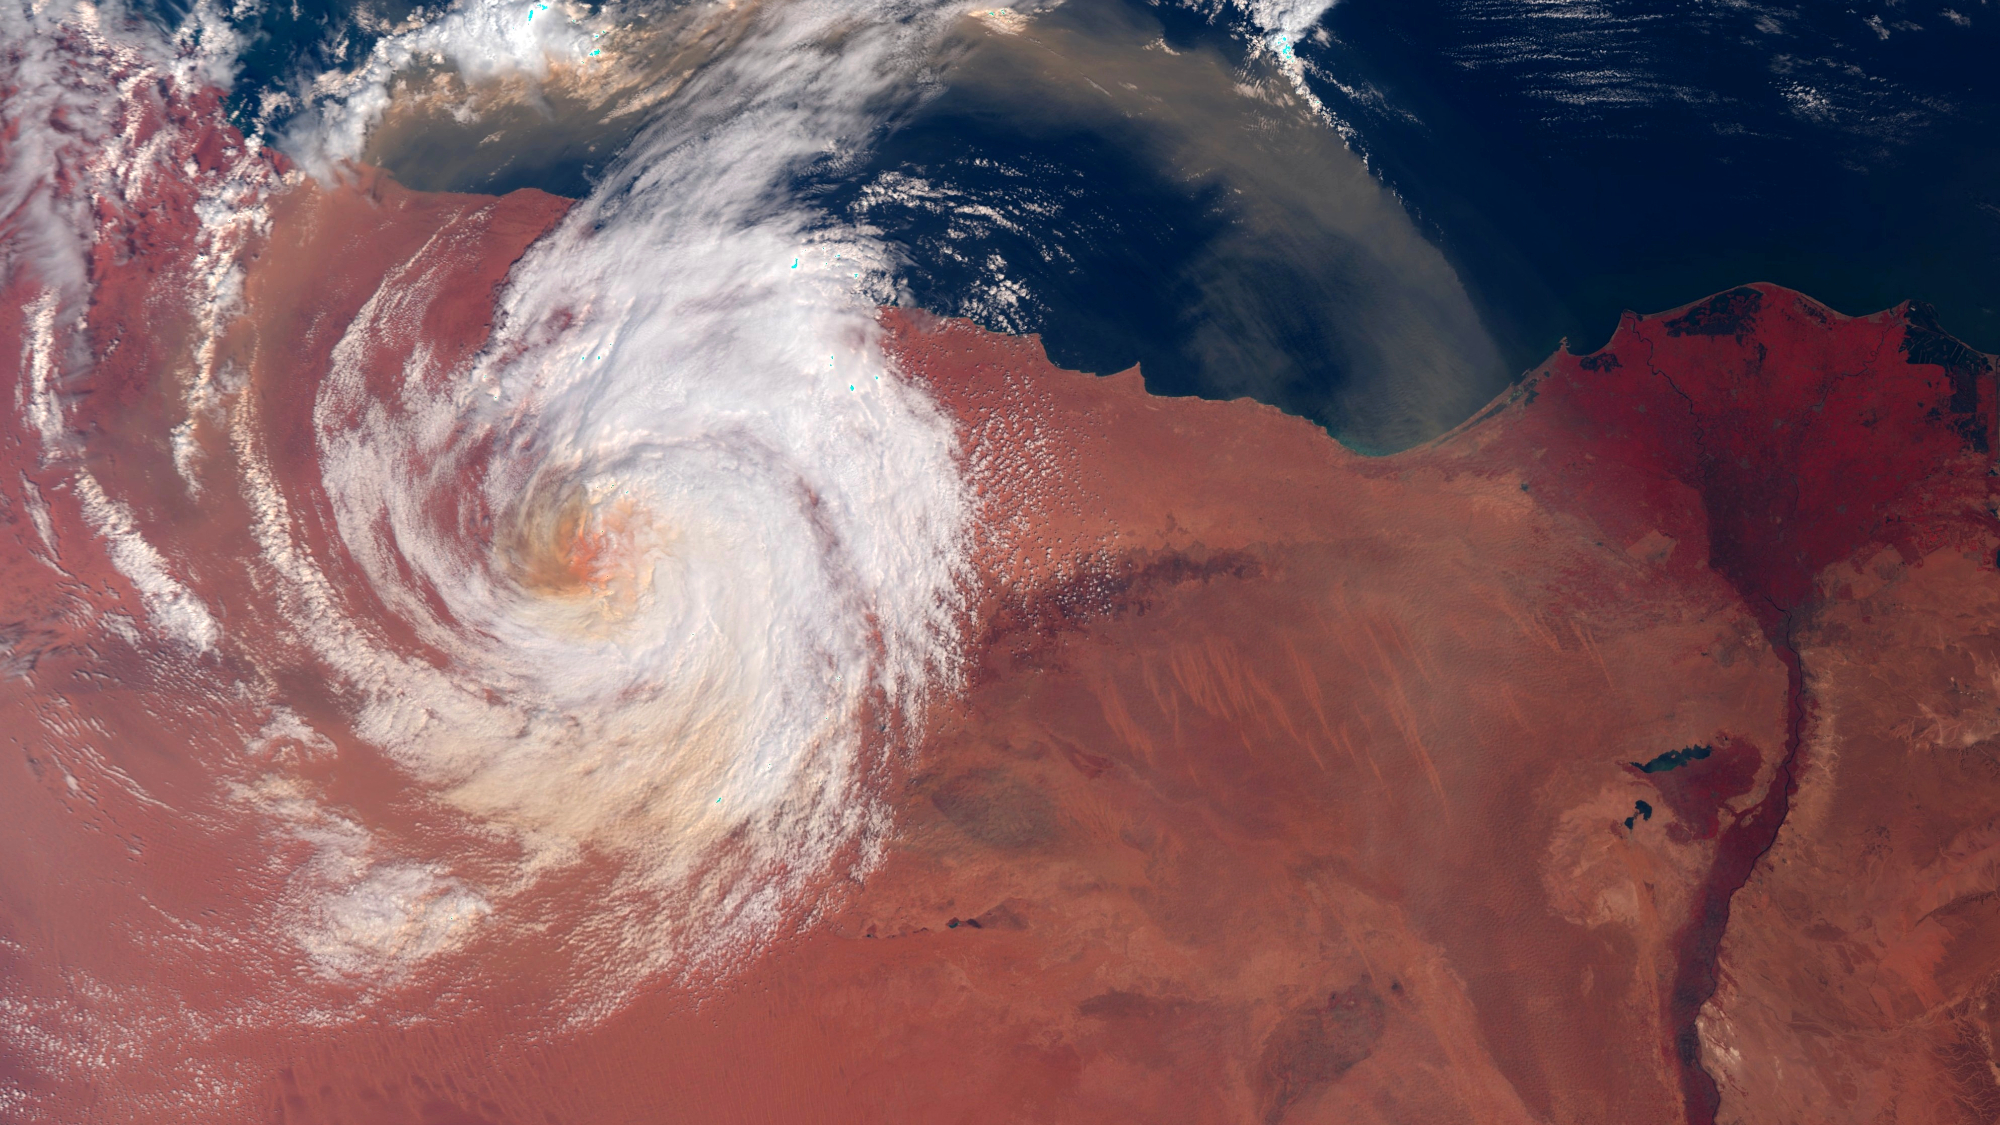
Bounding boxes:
298 863 492 980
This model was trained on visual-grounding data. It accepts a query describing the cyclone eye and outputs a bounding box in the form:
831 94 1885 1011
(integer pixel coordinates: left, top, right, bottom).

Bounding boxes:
497 476 652 611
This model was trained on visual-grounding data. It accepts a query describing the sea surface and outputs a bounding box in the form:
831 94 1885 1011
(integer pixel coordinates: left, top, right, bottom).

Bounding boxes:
167 0 2000 449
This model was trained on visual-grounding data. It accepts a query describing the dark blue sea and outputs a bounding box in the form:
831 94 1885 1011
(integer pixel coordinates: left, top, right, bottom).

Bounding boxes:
164 0 2000 449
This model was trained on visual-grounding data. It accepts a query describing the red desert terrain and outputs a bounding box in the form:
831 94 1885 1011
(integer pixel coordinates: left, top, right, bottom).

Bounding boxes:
5 60 2000 1125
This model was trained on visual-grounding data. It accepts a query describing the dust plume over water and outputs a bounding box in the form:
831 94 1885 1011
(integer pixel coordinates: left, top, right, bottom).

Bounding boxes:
0 0 1510 1117
344 0 1512 450
833 0 1510 450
